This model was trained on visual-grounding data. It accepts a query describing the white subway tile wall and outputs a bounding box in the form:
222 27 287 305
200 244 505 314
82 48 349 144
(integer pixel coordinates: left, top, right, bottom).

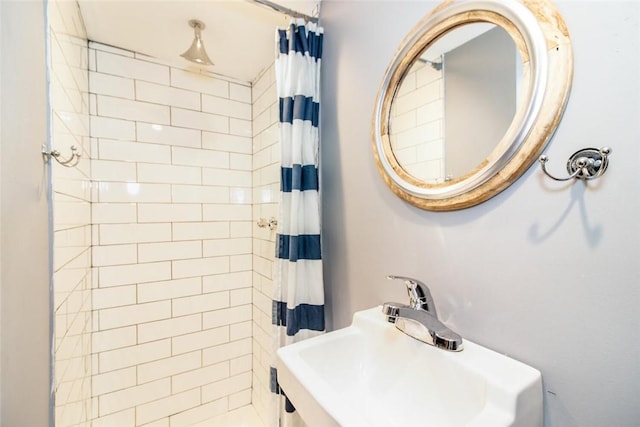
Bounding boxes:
251 64 280 425
50 3 275 424
49 0 93 426
90 41 258 426
390 62 445 181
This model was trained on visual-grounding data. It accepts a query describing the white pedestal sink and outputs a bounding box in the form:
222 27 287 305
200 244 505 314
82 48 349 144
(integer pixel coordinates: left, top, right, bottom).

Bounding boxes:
276 307 542 427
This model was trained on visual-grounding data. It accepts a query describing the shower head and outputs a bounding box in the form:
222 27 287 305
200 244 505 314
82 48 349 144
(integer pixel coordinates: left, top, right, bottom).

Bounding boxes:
428 60 443 71
418 57 442 71
180 19 214 66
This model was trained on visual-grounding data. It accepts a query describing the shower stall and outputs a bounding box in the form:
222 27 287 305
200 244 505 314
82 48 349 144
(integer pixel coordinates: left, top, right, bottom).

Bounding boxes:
47 0 317 425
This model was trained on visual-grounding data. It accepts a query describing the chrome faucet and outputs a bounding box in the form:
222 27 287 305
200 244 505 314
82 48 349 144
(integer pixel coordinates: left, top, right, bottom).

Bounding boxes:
386 274 438 316
383 275 463 352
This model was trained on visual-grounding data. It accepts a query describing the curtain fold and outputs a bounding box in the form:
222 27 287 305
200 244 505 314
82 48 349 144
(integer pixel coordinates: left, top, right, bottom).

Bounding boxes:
270 18 325 427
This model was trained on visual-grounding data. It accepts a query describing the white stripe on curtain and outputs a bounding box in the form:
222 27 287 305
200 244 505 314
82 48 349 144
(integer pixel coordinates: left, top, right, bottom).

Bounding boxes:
270 18 325 427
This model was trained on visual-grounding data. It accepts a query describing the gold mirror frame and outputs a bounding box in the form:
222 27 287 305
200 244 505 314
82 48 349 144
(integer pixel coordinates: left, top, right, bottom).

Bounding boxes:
372 0 573 211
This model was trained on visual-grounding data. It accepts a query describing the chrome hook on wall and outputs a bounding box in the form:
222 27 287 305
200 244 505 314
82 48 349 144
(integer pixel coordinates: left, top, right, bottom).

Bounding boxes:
539 147 611 181
42 144 81 167
257 217 278 231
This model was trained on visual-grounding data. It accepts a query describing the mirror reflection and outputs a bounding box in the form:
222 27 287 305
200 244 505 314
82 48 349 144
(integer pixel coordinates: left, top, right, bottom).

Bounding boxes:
389 23 522 183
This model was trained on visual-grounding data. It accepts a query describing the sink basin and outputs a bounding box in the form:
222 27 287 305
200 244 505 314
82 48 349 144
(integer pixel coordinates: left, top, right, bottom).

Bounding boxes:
276 307 542 427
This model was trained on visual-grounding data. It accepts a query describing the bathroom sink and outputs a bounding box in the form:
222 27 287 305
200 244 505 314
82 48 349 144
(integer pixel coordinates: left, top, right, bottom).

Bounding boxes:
276 307 542 427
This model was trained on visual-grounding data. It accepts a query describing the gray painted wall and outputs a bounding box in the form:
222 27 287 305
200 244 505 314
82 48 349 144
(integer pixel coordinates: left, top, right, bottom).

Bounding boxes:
320 1 639 426
445 26 517 178
0 1 52 426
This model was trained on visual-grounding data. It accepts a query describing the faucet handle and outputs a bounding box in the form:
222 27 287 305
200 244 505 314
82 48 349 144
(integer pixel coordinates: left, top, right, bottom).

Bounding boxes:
386 275 437 317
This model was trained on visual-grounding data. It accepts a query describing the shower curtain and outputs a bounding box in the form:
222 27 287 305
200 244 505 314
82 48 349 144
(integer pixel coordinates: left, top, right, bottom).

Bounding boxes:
271 18 325 427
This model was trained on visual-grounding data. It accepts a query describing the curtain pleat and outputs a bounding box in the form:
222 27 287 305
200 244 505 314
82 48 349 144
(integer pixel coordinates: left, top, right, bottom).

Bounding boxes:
270 18 325 427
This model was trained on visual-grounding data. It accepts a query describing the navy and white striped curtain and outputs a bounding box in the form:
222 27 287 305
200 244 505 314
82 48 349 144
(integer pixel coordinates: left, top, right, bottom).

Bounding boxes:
270 19 325 427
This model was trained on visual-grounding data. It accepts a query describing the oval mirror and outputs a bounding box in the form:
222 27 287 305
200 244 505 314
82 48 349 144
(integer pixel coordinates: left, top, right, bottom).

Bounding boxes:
372 0 573 211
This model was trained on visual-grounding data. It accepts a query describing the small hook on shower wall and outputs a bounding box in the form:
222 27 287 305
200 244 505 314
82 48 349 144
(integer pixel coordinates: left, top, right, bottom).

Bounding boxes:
42 145 81 168
538 147 611 182
257 217 278 231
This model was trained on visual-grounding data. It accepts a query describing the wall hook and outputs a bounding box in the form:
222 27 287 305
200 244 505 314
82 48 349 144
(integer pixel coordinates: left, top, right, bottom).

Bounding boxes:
42 144 81 167
257 217 278 231
539 147 611 181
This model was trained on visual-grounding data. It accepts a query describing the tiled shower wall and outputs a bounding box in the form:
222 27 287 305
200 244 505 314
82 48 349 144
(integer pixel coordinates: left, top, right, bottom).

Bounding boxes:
49 1 93 426
89 42 255 426
250 64 280 424
390 62 444 181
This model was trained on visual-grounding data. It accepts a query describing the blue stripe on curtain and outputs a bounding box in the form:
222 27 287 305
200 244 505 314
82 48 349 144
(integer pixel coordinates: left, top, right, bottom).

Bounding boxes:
281 165 319 192
280 96 320 126
272 301 325 335
277 234 321 261
272 300 288 329
278 29 288 55
269 368 297 413
270 366 281 393
277 25 323 59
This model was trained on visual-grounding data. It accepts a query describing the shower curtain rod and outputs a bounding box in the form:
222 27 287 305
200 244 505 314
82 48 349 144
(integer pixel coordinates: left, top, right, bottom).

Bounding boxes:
249 0 319 23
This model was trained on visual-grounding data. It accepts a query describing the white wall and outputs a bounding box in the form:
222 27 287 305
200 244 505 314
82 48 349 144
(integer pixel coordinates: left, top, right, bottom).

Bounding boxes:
0 1 51 425
0 1 279 423
390 62 445 181
251 63 280 426
48 1 93 425
47 5 279 423
320 2 640 426
88 42 254 426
